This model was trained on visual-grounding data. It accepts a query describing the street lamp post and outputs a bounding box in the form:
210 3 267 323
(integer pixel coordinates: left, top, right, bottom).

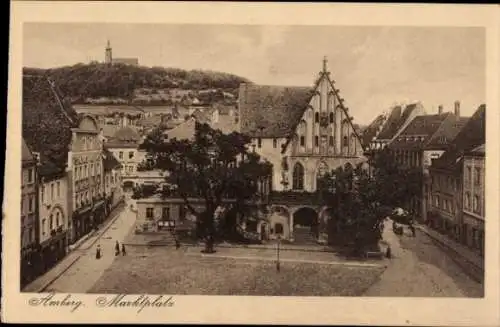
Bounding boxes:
276 235 281 272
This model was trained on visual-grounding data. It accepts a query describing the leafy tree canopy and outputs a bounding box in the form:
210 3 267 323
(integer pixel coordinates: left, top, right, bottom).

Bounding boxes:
139 122 273 252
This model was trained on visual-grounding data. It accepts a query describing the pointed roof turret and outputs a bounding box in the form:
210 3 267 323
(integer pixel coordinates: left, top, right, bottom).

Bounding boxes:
322 55 328 73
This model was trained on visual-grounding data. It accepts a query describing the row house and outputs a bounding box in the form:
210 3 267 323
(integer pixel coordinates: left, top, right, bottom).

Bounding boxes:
67 115 106 242
238 57 366 194
20 138 39 287
104 126 145 191
462 144 485 255
427 105 485 254
388 101 469 221
103 148 124 214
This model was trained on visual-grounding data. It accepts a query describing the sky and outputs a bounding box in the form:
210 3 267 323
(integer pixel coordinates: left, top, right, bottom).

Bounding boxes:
23 23 485 125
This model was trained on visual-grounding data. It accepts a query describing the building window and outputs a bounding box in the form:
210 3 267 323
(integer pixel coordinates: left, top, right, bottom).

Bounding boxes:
329 112 334 123
292 162 305 190
315 112 319 123
28 195 34 213
119 152 124 160
56 181 60 197
42 219 46 235
257 138 262 148
273 139 277 148
275 223 284 235
41 185 45 203
300 136 305 147
466 166 472 183
28 168 34 183
434 195 440 207
129 151 134 159
56 212 60 227
473 195 480 213
315 136 319 147
329 135 334 147
343 136 348 147
162 207 171 220
146 207 154 219
474 167 481 185
49 214 53 230
50 183 54 200
465 192 471 209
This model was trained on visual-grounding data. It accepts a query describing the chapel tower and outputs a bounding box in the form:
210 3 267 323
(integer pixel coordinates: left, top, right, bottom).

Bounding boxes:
105 40 113 65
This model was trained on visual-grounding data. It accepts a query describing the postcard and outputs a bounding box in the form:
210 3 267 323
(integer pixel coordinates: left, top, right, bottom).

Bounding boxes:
3 1 500 325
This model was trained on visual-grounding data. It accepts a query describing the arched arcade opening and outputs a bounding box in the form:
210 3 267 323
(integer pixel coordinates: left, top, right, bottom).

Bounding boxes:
293 207 319 243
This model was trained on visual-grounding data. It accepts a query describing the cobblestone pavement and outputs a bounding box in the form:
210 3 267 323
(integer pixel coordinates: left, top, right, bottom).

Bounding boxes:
43 204 137 293
364 220 483 297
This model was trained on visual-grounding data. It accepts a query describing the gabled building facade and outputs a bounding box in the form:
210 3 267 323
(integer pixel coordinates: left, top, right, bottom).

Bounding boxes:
103 149 124 213
388 102 470 221
427 105 485 247
238 58 367 193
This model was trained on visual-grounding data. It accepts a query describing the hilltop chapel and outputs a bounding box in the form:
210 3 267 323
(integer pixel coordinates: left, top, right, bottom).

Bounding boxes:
238 57 367 193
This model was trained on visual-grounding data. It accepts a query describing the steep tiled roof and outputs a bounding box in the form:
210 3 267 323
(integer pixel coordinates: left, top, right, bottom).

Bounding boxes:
191 109 211 124
22 138 35 162
164 118 196 141
101 124 121 138
432 105 485 169
425 116 469 150
211 115 238 134
388 113 451 150
104 126 142 148
469 144 485 155
377 103 423 141
239 84 315 138
23 75 78 173
361 114 386 148
103 149 121 171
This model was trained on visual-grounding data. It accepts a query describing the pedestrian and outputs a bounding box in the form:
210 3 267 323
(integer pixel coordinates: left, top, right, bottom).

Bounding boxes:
386 245 392 259
121 243 126 256
175 238 180 250
115 241 120 256
96 244 101 260
409 224 416 237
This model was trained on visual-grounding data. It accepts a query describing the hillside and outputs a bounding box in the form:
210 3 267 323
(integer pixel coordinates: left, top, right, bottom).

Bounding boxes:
23 63 252 104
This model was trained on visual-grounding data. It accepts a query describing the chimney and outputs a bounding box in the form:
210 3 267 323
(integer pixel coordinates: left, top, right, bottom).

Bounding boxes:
438 105 443 115
454 101 460 116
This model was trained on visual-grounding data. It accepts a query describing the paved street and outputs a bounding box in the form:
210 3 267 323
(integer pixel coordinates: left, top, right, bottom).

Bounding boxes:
364 219 483 297
42 203 137 293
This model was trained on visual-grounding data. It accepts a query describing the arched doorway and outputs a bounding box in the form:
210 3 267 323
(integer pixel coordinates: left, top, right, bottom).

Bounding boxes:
292 162 305 190
293 207 319 244
267 206 291 240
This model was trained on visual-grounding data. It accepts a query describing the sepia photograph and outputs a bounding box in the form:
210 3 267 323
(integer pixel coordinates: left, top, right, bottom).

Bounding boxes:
4 1 500 325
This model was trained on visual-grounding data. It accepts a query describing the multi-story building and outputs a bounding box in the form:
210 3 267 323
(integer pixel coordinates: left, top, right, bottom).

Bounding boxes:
103 148 124 214
388 102 469 221
38 165 69 272
21 138 39 287
67 115 106 242
238 58 366 193
427 105 485 245
104 126 143 191
463 143 485 255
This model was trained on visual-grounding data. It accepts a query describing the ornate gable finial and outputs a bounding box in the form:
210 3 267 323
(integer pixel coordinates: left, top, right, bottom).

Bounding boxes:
322 56 328 73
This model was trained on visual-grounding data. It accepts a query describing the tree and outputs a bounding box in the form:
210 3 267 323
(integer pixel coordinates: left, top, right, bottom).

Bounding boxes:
318 163 385 256
139 121 273 253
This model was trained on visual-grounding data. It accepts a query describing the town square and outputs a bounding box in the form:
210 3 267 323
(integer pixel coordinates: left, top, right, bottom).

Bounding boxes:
20 23 485 298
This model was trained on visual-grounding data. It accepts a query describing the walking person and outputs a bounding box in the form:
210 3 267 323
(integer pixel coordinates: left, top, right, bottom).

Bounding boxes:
121 243 126 256
115 241 120 256
96 244 101 260
386 245 392 259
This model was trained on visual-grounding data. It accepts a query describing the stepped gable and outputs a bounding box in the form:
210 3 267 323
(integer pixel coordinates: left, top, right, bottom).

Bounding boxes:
239 83 315 138
431 105 485 170
22 74 79 176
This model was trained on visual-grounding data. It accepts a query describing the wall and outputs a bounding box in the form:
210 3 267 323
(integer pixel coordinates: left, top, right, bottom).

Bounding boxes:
38 175 69 245
109 147 139 177
21 163 37 251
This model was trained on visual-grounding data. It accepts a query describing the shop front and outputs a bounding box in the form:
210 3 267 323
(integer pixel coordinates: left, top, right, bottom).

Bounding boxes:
71 207 91 243
92 199 106 227
40 228 68 272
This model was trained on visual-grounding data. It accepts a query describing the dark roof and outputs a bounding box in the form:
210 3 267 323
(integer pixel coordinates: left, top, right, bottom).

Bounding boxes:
361 114 386 147
425 116 469 150
239 83 315 137
22 138 35 162
23 75 78 173
432 105 485 169
377 103 422 140
388 113 451 150
103 149 121 171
